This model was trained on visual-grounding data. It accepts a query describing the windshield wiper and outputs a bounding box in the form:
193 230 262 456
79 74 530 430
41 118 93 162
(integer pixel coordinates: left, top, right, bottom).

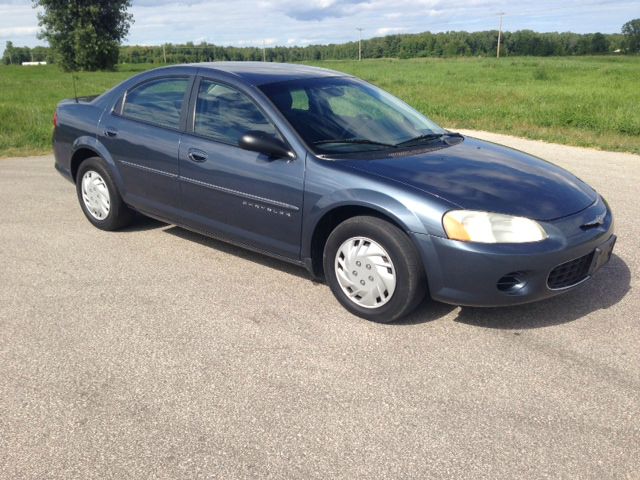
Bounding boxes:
394 132 446 147
314 138 397 148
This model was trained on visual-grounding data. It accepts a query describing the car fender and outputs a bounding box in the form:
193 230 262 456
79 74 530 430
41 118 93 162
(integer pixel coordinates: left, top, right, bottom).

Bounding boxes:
71 136 125 193
301 187 438 261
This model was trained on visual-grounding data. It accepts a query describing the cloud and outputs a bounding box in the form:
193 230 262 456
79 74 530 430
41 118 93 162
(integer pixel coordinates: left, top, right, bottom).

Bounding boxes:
274 0 371 21
0 0 637 56
376 26 408 35
0 1 41 44
0 26 38 36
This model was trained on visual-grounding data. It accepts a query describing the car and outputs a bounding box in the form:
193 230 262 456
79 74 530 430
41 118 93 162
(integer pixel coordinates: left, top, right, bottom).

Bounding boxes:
53 62 615 323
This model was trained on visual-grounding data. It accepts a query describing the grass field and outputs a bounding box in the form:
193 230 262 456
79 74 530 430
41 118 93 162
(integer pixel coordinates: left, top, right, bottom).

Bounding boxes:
1 56 639 157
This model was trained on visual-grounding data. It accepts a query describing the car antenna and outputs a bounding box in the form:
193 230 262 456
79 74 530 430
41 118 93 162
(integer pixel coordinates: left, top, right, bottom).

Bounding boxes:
71 72 79 103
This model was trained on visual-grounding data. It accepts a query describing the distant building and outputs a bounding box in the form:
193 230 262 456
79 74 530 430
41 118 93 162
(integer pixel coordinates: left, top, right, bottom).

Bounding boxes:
21 61 47 66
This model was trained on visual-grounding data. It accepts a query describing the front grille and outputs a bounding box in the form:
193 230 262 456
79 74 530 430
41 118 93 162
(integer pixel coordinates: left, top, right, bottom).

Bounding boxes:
547 252 594 289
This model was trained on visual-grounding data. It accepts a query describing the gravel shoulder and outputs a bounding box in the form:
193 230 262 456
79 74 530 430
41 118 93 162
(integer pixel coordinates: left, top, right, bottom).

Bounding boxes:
0 132 638 479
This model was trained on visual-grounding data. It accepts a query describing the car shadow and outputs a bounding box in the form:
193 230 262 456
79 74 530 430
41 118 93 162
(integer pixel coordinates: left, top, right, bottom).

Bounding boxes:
393 300 458 325
163 226 314 281
163 227 460 324
137 222 630 329
120 215 167 232
452 254 630 329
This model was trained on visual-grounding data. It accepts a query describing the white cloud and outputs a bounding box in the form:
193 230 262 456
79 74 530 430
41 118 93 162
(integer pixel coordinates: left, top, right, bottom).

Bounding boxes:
376 26 408 35
0 0 636 56
0 1 41 44
427 8 445 17
0 26 38 36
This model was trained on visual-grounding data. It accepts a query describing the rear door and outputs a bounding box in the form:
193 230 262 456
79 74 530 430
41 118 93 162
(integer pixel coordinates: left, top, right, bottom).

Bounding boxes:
178 76 305 259
99 75 192 218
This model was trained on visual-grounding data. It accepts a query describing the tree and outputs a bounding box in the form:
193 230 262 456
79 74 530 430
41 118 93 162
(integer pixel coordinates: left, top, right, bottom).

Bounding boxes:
590 33 609 54
2 41 14 64
33 0 133 71
2 41 36 65
622 19 640 53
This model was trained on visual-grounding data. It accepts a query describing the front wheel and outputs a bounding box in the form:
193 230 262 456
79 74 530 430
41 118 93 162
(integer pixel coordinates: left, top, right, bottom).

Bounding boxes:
323 216 427 323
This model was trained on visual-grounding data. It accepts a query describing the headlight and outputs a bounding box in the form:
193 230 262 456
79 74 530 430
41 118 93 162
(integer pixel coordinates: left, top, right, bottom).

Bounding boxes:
442 210 548 243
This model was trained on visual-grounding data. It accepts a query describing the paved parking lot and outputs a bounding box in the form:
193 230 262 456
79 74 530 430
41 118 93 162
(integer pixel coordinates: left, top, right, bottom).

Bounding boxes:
1 132 638 479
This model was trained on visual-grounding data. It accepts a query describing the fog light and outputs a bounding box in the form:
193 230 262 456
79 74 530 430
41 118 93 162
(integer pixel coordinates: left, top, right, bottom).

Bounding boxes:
497 272 527 293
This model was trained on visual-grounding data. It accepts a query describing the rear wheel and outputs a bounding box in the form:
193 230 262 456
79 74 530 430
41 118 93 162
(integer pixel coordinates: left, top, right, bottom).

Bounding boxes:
76 157 134 231
323 216 427 323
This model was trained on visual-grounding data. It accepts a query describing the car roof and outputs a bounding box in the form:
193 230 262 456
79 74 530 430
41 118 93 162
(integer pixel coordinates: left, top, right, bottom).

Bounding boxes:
185 61 350 86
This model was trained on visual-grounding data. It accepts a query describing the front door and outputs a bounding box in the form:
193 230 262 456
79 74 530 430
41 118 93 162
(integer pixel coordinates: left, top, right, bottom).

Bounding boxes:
178 78 304 259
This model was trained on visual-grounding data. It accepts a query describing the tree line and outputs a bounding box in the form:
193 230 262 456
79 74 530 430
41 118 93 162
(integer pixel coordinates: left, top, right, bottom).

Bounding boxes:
4 24 640 68
2 41 53 64
116 30 629 65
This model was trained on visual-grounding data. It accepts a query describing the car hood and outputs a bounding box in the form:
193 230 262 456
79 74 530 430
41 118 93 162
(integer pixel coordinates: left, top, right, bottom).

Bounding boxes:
340 137 597 221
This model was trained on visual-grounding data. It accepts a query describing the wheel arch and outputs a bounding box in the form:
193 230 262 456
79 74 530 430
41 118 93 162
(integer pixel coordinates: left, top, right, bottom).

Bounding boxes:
69 136 123 190
306 203 420 279
70 147 100 181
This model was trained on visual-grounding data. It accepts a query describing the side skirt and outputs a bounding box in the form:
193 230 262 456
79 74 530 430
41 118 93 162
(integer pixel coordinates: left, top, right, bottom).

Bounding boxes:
131 207 315 276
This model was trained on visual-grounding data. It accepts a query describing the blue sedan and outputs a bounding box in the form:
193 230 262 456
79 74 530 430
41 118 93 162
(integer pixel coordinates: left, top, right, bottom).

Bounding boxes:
53 62 615 322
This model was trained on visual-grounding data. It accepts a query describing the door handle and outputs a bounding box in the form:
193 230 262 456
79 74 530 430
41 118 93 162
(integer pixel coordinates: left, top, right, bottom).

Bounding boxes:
188 149 208 163
104 127 118 137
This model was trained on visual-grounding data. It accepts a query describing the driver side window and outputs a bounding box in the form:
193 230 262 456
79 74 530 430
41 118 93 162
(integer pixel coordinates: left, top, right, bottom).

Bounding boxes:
194 79 279 146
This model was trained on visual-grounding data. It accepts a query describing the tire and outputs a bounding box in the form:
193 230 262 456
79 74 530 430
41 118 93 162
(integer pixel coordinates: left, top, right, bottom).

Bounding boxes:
323 216 427 323
75 157 134 231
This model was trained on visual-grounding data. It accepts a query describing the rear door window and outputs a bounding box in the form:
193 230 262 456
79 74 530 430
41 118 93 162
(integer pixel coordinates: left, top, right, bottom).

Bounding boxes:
122 77 189 130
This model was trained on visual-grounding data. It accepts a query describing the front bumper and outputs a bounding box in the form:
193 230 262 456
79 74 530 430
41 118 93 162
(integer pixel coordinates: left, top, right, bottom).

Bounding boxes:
414 198 615 307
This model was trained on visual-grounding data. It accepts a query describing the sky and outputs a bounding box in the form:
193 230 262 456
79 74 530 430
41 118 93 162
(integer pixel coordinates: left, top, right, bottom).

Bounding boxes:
0 0 637 55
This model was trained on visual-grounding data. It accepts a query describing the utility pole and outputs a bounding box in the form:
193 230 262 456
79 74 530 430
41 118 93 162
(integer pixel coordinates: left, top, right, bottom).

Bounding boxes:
356 27 364 61
496 13 505 58
162 44 167 63
262 40 266 62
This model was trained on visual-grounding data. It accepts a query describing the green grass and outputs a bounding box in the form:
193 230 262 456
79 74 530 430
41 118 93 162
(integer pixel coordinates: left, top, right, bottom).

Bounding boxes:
0 64 149 157
1 56 639 157
307 56 640 154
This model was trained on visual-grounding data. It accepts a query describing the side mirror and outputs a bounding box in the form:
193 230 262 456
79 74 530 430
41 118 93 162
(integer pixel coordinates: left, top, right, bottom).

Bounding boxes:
239 131 294 159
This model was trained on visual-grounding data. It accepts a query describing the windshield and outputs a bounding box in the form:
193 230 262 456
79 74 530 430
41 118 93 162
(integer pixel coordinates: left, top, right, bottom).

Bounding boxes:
259 76 446 155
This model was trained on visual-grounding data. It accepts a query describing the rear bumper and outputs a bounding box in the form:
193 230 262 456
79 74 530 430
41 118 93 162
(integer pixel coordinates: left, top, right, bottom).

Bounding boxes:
53 128 74 183
55 161 74 183
414 198 615 307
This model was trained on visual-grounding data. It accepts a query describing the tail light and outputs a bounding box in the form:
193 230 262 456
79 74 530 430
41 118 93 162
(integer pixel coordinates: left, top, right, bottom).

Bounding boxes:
53 111 58 128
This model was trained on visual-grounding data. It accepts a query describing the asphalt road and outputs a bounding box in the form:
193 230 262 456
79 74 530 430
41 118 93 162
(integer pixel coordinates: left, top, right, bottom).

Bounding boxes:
1 132 638 479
